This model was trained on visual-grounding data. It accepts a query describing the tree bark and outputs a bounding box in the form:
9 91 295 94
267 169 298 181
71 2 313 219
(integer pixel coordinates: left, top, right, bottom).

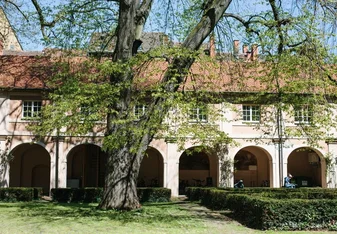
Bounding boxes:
99 0 232 210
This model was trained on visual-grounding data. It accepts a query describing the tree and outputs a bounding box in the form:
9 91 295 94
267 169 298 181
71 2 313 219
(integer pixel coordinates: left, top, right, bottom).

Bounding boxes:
2 0 337 210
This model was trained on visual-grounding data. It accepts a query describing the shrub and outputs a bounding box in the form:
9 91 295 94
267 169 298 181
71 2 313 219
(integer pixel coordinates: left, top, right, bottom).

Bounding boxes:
51 187 171 203
185 187 215 202
51 188 73 202
226 194 337 230
0 188 35 202
33 187 43 200
137 187 171 202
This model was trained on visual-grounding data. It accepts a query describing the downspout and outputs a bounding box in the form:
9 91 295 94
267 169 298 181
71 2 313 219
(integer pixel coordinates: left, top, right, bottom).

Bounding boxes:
277 106 284 187
55 129 59 189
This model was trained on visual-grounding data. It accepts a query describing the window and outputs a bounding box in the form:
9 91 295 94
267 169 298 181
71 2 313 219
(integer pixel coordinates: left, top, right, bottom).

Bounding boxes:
294 105 312 124
80 104 91 116
23 101 42 119
134 104 147 120
242 105 260 122
189 107 208 122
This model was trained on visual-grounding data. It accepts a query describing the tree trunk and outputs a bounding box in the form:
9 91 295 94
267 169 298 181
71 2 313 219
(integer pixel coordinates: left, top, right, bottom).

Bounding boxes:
99 0 232 210
98 146 144 210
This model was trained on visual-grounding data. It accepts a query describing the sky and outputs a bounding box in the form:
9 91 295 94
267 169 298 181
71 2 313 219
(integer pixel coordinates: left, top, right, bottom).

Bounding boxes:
5 0 336 53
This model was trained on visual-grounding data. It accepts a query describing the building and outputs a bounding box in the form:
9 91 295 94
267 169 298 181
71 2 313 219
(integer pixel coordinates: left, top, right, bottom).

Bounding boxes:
0 12 336 197
0 7 22 52
0 43 336 197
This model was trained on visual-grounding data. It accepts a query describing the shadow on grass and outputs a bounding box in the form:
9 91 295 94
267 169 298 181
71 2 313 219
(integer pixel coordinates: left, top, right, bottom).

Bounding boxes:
2 200 208 225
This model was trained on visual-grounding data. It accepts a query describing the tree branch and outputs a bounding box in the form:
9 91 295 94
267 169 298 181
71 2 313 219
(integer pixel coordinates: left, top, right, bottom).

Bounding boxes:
3 0 29 21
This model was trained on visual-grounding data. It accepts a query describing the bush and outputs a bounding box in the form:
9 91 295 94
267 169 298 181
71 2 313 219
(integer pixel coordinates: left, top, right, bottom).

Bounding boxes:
226 194 337 230
185 187 215 202
33 187 43 200
51 187 171 203
51 188 73 202
0 188 35 202
137 187 171 202
51 188 103 203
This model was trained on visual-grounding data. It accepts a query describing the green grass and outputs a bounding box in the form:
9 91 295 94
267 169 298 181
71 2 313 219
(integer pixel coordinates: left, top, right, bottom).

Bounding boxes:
0 200 335 234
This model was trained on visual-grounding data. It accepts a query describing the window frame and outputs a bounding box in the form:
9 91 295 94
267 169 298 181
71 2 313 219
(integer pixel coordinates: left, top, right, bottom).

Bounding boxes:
134 104 147 120
294 105 313 125
242 105 260 123
22 100 42 120
188 106 208 123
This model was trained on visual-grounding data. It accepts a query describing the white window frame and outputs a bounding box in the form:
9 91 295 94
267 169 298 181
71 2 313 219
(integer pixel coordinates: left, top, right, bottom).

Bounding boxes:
22 101 42 119
294 105 312 124
134 104 147 120
242 105 260 123
189 107 208 123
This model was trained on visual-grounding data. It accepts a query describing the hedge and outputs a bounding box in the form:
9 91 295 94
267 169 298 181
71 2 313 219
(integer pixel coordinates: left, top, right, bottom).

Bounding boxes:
186 187 337 202
137 187 171 202
51 187 171 203
0 187 42 202
185 187 337 230
185 187 216 202
226 194 337 230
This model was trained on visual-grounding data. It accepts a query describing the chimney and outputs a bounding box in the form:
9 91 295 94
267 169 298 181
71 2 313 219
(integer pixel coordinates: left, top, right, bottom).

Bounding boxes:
251 44 258 61
233 40 239 58
209 33 216 57
0 40 3 56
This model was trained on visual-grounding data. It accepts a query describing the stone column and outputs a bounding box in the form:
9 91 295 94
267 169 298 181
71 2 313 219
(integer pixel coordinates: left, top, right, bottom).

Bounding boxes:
165 138 181 197
51 135 66 189
272 138 285 188
326 139 337 188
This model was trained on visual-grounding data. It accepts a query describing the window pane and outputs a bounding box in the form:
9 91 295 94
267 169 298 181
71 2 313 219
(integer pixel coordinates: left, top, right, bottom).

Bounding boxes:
23 101 41 119
242 105 260 122
189 107 207 122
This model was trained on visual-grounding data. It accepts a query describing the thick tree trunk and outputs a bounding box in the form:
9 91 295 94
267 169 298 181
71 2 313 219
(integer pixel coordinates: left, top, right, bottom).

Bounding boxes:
99 0 232 210
98 146 144 210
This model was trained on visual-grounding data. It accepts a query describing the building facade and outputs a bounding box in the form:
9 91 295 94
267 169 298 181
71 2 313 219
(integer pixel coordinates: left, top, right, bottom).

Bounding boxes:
0 9 336 196
0 52 335 197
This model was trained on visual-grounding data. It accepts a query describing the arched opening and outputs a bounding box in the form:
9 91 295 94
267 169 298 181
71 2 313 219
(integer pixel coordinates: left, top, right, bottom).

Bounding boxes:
67 144 107 188
288 147 325 187
137 147 164 187
179 147 218 194
234 146 272 187
9 143 50 194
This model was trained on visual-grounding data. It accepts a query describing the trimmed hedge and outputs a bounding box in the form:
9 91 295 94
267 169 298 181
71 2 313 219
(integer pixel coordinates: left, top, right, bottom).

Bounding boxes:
186 187 337 202
51 188 103 203
226 194 337 230
51 187 171 203
186 187 337 230
185 187 215 202
137 187 171 202
0 187 42 202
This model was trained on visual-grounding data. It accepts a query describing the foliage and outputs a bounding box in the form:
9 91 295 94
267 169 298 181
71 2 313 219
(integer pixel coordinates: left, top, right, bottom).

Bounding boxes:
186 187 337 230
137 187 171 202
51 187 171 203
227 194 337 231
185 187 216 202
0 187 41 202
5 0 337 210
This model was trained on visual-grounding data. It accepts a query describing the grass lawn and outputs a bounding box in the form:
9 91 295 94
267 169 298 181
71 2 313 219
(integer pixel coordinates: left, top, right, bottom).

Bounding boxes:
0 200 335 234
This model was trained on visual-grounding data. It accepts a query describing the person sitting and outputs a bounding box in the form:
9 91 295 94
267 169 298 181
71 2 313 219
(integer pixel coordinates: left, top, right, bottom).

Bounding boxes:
284 174 296 188
234 180 244 188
